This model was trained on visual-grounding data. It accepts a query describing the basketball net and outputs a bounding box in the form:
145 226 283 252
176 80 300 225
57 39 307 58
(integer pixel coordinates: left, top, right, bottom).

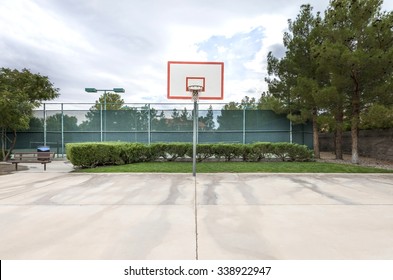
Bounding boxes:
188 85 202 102
192 90 199 102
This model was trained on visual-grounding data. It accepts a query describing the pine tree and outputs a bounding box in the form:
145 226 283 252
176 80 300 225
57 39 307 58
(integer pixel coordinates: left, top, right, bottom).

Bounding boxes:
266 4 323 158
319 0 393 163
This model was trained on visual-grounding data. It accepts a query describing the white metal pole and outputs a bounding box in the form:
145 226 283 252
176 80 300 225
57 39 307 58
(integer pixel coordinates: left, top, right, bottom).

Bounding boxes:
243 107 246 144
192 99 198 177
100 103 103 142
61 103 64 158
43 103 47 146
148 104 151 144
104 91 107 141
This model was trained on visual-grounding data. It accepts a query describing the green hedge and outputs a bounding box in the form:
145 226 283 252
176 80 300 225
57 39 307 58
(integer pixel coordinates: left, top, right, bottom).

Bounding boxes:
66 142 314 168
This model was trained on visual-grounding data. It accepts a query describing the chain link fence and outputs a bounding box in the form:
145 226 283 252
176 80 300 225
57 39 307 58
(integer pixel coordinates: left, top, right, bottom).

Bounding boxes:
10 103 313 157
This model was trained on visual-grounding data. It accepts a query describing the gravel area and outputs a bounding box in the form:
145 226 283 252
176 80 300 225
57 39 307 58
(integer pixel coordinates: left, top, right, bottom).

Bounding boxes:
318 152 393 171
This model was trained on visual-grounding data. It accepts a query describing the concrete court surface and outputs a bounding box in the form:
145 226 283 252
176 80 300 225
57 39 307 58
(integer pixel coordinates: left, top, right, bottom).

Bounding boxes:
0 162 393 259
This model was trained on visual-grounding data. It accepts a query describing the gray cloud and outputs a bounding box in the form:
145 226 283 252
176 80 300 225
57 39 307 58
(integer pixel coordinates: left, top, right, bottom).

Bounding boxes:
197 27 265 78
269 43 286 59
1 0 392 105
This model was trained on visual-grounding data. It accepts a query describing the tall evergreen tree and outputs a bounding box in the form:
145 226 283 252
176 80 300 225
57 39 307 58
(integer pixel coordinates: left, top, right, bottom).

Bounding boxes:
199 105 215 131
319 0 393 163
266 4 323 158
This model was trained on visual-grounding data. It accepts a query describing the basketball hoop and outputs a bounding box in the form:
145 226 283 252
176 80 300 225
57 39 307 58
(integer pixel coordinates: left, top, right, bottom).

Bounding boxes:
167 61 224 177
188 85 203 102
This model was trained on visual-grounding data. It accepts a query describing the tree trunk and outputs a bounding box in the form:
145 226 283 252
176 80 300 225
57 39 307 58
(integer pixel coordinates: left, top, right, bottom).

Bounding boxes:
351 124 359 164
334 109 343 160
4 130 17 161
351 72 360 164
1 128 5 161
351 97 360 164
312 107 320 159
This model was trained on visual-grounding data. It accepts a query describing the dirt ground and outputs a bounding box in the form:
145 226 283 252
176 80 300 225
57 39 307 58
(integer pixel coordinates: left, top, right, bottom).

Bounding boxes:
317 152 393 171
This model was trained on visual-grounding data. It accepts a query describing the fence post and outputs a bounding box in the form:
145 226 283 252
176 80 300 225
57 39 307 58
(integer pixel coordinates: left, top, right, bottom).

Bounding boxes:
242 107 246 144
148 104 151 144
61 103 64 158
100 103 103 142
43 103 47 146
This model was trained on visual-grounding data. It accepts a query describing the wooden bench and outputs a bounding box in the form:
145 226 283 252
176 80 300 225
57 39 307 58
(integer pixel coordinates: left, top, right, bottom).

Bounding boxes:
8 152 55 171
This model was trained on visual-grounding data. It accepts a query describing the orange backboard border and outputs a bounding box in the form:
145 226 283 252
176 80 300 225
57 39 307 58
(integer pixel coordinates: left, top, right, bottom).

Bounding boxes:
167 61 224 100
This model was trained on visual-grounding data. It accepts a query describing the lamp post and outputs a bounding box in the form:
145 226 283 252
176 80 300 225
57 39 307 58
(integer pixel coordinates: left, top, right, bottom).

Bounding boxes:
85 88 125 141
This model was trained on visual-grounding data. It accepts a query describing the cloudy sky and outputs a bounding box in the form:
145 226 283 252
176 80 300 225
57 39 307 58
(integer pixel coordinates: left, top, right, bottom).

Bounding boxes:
1 0 392 105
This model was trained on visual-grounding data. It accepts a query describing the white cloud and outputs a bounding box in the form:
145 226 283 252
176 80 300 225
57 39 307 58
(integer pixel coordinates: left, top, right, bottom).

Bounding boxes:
1 0 96 56
1 0 392 106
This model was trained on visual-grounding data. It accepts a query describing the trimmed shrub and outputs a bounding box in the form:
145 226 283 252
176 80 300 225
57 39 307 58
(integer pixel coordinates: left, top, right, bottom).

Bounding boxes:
149 143 168 160
119 143 150 163
66 142 124 168
150 143 191 161
250 142 272 161
195 144 215 162
66 142 314 168
286 143 314 162
166 143 191 161
212 143 243 161
271 142 292 161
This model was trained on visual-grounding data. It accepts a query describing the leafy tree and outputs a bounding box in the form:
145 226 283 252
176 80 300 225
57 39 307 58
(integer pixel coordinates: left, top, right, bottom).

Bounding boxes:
81 93 125 132
360 104 393 129
180 107 190 122
171 108 180 119
217 108 243 131
266 1 393 162
266 4 323 158
138 104 158 131
46 114 79 131
222 101 241 110
257 92 288 113
221 96 257 110
0 68 59 160
27 117 44 132
240 96 257 109
169 107 191 130
152 110 169 131
319 0 393 163
198 105 215 131
217 96 258 130
169 109 181 131
115 106 140 131
92 92 124 110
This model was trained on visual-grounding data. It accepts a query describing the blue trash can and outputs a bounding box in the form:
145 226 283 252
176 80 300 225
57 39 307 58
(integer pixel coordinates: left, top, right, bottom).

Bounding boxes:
37 146 51 161
37 146 50 152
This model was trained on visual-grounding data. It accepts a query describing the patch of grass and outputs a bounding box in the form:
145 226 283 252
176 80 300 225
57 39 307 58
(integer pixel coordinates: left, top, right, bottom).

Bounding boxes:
76 161 393 173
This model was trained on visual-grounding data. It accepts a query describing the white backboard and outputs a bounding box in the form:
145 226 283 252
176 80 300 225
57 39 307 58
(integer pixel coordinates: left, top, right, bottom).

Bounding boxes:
167 61 224 100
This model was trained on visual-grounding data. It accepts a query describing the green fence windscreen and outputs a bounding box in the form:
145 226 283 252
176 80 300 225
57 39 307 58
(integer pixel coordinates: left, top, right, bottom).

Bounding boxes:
8 103 313 155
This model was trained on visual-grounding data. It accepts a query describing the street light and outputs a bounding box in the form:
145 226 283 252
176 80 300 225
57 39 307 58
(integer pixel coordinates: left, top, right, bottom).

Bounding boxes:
85 88 125 111
85 88 125 93
113 88 125 93
85 88 97 93
85 87 125 141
